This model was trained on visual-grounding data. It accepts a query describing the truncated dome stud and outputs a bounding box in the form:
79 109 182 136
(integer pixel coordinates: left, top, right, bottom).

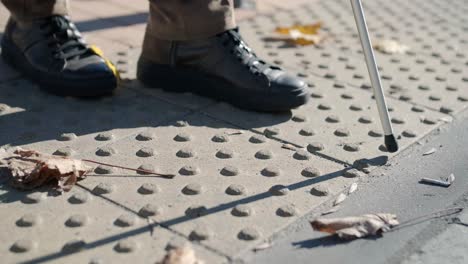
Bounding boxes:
350 0 399 153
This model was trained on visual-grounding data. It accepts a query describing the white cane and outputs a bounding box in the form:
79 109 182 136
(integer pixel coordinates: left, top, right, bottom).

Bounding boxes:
350 0 398 152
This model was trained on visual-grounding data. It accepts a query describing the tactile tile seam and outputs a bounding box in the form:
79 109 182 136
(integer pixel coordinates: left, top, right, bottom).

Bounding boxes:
0 185 225 264
0 79 190 155
110 50 217 111
72 113 355 256
203 74 446 165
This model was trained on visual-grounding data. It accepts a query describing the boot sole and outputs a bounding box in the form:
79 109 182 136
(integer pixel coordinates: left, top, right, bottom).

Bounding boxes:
1 37 117 97
137 58 310 112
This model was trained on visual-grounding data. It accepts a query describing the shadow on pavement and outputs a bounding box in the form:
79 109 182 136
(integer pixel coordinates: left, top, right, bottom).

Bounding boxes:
0 73 291 149
292 234 381 249
75 12 148 32
1 167 350 264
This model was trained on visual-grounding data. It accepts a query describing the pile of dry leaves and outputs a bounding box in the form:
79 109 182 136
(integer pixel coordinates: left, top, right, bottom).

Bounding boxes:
0 148 91 193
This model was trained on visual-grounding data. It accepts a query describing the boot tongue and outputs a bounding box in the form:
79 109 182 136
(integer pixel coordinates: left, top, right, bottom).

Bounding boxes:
51 16 68 31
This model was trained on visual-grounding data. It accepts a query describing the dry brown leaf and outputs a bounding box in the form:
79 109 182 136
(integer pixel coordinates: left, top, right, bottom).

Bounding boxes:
276 23 322 35
373 39 409 54
310 213 399 240
275 22 324 46
0 148 91 192
159 246 204 264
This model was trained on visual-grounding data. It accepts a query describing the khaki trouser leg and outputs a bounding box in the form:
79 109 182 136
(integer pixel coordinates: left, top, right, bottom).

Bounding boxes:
147 0 237 41
142 0 237 63
1 0 69 21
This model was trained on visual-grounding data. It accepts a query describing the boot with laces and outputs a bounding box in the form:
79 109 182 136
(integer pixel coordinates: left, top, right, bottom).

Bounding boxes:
1 15 118 97
137 28 310 112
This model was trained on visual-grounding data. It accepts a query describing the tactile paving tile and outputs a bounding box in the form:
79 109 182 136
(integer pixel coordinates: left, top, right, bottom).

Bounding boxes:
238 0 466 66
331 0 468 64
0 79 190 154
72 113 355 256
0 185 225 264
203 74 447 165
238 18 468 115
1 0 466 262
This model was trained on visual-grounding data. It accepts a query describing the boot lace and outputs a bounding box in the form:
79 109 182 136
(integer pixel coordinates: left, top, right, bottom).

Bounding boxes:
217 28 281 77
39 16 88 60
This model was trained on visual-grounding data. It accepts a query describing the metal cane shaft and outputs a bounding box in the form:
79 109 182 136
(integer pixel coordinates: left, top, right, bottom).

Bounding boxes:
350 0 393 135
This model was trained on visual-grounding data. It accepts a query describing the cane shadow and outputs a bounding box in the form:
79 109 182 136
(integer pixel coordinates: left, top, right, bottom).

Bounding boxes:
9 167 349 264
75 12 148 33
292 234 381 249
353 155 389 169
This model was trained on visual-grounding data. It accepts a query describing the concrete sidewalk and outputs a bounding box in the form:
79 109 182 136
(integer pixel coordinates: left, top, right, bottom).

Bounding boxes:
1 0 467 263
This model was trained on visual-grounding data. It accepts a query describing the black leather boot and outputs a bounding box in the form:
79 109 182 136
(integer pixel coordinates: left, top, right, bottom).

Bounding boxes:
137 28 310 112
1 16 118 97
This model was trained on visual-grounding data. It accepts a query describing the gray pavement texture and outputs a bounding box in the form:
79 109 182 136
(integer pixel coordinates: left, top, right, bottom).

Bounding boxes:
245 109 468 264
1 0 468 263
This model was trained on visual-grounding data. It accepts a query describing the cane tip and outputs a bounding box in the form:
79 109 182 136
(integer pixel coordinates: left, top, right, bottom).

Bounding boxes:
384 134 399 153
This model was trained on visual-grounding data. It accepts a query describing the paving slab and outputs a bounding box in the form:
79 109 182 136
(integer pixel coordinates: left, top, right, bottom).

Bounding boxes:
70 112 356 257
236 5 468 115
403 221 468 264
244 108 468 264
0 184 225 264
1 0 467 263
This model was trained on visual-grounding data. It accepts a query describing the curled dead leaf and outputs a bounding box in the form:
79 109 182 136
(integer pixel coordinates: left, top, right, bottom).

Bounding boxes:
0 148 91 192
159 246 204 264
310 213 399 240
